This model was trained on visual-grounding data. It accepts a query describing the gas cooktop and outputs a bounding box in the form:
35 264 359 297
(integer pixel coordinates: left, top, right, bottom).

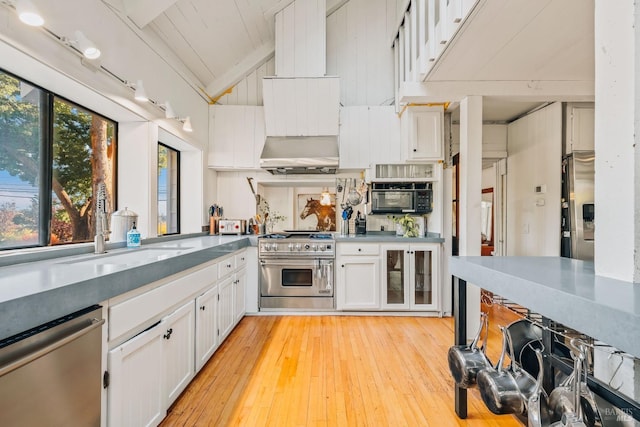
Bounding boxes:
260 232 335 240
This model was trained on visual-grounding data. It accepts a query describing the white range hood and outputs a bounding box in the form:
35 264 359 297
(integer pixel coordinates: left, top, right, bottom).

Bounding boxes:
260 0 340 174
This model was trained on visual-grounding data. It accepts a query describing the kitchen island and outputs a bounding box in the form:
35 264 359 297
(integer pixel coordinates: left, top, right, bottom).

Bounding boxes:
449 256 640 420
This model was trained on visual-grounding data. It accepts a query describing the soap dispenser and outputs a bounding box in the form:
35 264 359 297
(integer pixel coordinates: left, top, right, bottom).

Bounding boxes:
126 222 141 248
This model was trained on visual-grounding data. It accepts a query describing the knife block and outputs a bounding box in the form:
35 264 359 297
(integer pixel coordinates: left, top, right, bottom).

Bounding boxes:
209 216 220 235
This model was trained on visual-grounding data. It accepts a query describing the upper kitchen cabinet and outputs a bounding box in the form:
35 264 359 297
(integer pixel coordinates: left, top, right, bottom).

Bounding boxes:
262 77 340 137
565 103 595 154
339 106 401 170
401 106 444 161
208 105 265 169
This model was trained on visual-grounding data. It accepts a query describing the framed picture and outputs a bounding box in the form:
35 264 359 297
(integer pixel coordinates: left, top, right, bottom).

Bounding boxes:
296 193 337 231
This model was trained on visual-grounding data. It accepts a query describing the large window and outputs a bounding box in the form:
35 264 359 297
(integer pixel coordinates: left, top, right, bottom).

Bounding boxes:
158 143 179 235
0 69 116 250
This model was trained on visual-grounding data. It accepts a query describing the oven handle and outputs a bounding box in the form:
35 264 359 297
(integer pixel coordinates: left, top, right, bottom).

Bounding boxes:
260 259 323 266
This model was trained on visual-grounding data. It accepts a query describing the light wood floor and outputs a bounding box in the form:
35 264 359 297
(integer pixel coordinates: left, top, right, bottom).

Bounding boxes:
161 304 522 427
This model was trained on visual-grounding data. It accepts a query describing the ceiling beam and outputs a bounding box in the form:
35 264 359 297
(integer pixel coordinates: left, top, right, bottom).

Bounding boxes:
122 0 179 28
205 42 275 99
399 80 595 104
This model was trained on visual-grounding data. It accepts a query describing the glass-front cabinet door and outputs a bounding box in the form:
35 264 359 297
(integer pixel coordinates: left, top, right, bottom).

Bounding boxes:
382 246 409 309
409 244 439 310
381 243 440 311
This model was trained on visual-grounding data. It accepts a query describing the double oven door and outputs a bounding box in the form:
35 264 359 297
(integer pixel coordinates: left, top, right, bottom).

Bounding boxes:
259 257 334 310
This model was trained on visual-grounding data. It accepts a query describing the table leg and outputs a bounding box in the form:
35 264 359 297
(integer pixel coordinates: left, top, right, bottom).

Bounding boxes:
454 276 467 418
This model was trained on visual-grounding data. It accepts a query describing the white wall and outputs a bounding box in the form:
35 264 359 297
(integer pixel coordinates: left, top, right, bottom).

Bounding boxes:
215 58 276 106
506 102 562 256
326 0 396 106
0 0 210 235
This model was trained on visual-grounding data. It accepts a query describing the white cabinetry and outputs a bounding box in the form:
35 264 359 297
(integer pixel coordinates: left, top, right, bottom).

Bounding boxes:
195 285 218 371
339 106 401 169
565 104 594 153
107 247 250 426
381 243 440 311
336 244 381 310
217 276 235 342
108 301 194 427
262 77 340 136
234 267 246 323
402 107 444 161
208 105 265 169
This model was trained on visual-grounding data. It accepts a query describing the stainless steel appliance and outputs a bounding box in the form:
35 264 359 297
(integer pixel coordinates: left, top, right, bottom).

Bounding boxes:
259 232 335 309
561 151 595 261
370 182 433 214
0 305 104 426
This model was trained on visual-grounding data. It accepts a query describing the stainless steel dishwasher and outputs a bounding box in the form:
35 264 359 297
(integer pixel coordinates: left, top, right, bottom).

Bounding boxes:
0 305 104 426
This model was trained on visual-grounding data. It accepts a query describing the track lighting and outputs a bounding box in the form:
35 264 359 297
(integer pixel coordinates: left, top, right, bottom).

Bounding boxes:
162 101 176 119
15 0 43 26
73 30 101 59
133 79 148 102
181 117 193 132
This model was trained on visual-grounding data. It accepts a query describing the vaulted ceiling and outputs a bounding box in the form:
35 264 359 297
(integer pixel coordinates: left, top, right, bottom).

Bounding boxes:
105 0 594 122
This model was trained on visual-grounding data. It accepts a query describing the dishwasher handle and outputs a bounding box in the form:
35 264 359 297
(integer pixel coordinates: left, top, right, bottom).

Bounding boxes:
0 317 105 377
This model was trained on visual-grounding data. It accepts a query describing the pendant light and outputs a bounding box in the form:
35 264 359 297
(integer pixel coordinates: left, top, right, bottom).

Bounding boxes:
320 187 331 206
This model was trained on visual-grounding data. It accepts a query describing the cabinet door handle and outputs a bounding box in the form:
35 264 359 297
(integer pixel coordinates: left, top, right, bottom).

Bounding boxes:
341 264 345 268
241 257 245 261
413 148 417 152
200 305 206 311
163 328 173 340
358 248 362 252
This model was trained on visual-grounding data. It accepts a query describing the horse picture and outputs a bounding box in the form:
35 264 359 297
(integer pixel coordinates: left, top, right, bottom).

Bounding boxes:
299 196 336 231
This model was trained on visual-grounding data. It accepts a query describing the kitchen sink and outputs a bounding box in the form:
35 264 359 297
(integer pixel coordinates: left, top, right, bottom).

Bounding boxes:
59 247 193 267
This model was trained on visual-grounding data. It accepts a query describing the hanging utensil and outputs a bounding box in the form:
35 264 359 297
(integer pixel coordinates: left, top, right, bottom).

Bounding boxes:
347 178 363 206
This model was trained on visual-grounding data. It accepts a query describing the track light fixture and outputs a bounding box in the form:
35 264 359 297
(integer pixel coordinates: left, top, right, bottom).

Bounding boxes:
162 101 176 119
180 117 193 132
133 79 148 102
73 30 101 59
15 0 43 26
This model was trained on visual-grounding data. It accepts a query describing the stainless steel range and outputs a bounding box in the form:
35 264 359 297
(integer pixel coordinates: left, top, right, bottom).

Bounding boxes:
259 232 335 310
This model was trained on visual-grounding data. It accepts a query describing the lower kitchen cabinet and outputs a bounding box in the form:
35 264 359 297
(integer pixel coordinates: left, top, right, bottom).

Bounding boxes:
218 276 235 342
336 243 381 310
195 284 219 371
234 267 246 323
106 247 249 426
108 301 194 427
337 256 381 310
381 243 440 311
336 242 441 312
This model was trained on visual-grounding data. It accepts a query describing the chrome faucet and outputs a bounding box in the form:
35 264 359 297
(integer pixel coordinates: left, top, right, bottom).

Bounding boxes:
94 182 109 254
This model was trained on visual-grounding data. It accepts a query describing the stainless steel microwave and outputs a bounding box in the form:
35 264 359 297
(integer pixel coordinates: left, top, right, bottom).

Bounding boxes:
370 182 433 214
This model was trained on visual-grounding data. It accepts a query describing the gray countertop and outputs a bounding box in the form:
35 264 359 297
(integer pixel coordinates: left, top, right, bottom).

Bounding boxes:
335 231 444 243
0 235 254 341
449 256 640 358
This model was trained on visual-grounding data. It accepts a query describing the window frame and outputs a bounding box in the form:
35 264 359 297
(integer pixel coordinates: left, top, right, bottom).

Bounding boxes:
157 142 180 236
0 67 118 250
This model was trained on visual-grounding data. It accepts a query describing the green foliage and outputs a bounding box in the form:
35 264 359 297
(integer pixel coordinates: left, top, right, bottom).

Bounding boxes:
388 214 420 237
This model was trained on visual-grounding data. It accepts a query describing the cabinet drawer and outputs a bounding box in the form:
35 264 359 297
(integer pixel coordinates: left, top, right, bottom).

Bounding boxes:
218 255 236 278
235 250 247 270
109 263 217 344
337 244 379 256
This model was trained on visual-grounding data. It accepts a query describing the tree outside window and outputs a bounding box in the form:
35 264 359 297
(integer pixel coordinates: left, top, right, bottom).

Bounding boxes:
0 70 116 249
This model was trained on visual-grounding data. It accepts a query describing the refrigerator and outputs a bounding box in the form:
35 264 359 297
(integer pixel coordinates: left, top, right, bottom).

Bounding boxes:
561 151 595 261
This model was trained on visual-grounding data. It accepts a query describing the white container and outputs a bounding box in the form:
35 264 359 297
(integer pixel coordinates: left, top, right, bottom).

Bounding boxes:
111 208 138 242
